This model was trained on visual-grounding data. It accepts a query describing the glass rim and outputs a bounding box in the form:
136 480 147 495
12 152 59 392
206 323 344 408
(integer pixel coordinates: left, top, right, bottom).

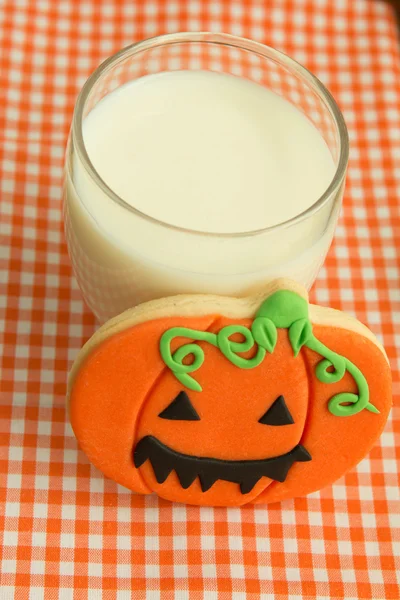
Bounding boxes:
72 31 349 239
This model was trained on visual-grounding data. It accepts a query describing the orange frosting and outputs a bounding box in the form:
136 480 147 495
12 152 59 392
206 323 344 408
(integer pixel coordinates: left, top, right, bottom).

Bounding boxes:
69 315 392 506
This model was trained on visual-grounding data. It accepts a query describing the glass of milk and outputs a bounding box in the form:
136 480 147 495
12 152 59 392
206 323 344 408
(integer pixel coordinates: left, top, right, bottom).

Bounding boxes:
64 32 349 323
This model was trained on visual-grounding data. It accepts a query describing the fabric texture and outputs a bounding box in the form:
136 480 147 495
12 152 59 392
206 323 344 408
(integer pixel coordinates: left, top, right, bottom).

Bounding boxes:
1 0 399 598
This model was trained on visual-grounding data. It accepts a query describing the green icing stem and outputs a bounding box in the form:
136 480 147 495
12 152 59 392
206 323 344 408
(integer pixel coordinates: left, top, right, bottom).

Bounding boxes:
160 321 272 392
160 328 218 392
159 290 379 417
304 335 379 416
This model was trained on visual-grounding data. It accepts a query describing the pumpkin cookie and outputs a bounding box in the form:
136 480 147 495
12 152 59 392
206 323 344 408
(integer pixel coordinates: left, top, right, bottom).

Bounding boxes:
68 279 392 506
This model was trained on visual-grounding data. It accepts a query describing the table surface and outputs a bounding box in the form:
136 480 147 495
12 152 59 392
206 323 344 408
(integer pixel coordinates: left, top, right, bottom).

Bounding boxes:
1 1 400 598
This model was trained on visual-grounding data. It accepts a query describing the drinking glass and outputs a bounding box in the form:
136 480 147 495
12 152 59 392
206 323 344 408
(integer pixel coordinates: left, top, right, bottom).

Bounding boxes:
64 32 349 323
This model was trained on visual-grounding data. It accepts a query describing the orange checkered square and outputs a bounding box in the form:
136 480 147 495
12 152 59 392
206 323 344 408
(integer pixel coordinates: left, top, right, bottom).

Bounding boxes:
1 0 399 598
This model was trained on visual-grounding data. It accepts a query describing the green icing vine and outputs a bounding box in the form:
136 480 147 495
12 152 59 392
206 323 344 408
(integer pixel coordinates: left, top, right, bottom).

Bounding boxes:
159 290 379 417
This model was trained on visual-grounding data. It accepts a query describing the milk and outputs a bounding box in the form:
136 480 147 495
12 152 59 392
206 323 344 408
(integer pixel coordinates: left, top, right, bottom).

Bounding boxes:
65 70 340 323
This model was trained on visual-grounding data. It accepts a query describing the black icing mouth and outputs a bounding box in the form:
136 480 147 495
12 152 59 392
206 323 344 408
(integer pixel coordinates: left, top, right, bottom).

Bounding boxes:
133 436 311 495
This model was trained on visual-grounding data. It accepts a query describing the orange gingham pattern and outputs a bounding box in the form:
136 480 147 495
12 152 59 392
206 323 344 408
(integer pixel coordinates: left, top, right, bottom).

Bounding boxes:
1 0 400 598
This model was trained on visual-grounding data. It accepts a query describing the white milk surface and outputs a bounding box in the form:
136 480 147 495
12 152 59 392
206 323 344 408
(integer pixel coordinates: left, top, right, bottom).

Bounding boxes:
66 70 341 322
82 70 334 233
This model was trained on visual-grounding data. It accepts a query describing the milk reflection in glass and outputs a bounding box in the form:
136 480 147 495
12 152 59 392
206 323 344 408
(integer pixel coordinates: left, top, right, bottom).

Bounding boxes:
65 71 337 323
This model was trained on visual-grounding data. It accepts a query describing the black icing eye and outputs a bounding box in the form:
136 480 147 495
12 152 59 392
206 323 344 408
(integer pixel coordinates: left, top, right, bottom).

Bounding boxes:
258 395 294 426
158 391 201 421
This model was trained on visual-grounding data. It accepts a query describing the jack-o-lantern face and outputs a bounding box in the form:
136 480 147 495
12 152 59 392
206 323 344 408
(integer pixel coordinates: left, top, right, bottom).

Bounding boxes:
68 284 392 507
134 328 311 505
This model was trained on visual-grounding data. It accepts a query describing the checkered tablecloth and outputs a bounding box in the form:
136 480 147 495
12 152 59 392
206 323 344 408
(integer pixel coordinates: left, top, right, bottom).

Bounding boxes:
1 1 400 598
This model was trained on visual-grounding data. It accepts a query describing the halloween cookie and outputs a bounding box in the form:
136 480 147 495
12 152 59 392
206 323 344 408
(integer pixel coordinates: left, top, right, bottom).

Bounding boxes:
68 279 392 507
